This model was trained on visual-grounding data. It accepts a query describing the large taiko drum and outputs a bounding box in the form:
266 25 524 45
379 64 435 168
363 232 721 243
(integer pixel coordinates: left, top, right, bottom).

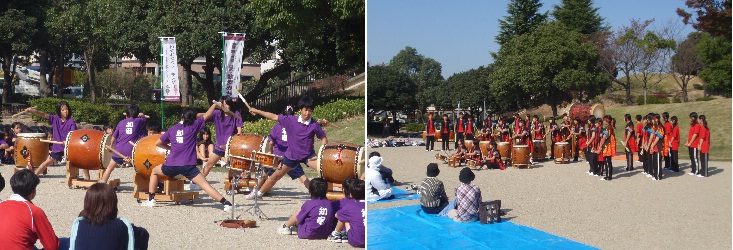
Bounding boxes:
132 134 170 180
479 141 491 156
497 142 511 160
569 103 605 124
14 133 49 167
532 140 546 160
512 145 530 165
226 133 267 172
554 142 572 162
317 142 364 184
64 129 112 170
464 140 475 152
422 131 441 141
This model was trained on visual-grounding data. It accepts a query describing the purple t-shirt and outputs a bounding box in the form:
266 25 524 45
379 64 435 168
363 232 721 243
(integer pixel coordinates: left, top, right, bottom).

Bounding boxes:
337 199 365 248
160 118 205 166
211 110 243 151
296 198 334 240
267 123 288 156
0 140 7 146
112 117 147 157
277 115 326 161
49 115 77 153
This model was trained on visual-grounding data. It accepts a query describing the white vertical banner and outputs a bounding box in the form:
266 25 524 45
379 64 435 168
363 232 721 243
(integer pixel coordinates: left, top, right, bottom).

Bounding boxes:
222 34 245 97
161 38 180 102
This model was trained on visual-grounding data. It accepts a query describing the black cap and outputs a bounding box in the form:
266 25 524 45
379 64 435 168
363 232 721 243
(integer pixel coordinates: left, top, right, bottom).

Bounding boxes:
427 163 440 177
459 167 475 184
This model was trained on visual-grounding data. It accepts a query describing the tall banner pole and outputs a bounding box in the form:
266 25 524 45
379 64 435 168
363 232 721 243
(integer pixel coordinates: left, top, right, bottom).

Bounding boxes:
158 38 164 129
219 32 227 97
221 32 245 97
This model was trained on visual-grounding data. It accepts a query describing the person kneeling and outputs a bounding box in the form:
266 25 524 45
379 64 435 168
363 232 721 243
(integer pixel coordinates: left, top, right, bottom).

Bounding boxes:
419 163 449 214
278 178 335 239
70 183 149 250
328 178 365 247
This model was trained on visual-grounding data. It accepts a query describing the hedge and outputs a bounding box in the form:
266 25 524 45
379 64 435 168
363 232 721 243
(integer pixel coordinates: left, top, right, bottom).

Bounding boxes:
635 95 669 105
405 123 423 132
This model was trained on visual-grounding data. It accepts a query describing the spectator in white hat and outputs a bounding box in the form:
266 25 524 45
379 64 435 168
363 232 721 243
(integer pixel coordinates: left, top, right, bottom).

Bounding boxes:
365 156 393 202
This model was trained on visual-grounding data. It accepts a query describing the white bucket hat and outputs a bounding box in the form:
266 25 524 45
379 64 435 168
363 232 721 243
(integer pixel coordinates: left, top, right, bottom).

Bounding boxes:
368 156 383 169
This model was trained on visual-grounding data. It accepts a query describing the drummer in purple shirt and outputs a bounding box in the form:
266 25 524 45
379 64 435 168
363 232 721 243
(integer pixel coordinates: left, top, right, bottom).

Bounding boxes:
201 96 243 179
100 105 147 183
257 106 300 189
25 102 79 177
247 97 328 199
277 178 335 239
140 103 233 211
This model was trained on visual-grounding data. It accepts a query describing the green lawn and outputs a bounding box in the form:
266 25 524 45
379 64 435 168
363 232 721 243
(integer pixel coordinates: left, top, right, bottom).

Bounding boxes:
606 98 731 161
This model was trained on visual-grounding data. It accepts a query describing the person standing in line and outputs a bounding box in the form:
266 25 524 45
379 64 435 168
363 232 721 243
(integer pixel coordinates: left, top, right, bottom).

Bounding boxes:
454 113 466 150
685 112 701 176
635 114 644 162
662 112 673 170
697 115 710 177
668 116 681 172
425 113 437 152
440 114 452 151
622 114 638 171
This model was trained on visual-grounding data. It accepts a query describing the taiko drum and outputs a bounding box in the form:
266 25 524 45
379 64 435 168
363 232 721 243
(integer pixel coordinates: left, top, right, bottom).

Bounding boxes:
64 129 113 170
132 134 170 180
14 133 49 167
318 142 364 184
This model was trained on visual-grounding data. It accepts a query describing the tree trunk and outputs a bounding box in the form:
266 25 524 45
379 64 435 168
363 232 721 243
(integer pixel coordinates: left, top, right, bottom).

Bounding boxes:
643 89 648 105
38 51 51 97
2 54 13 104
84 50 97 103
551 103 558 117
204 57 217 102
681 76 689 102
179 65 191 106
56 64 64 98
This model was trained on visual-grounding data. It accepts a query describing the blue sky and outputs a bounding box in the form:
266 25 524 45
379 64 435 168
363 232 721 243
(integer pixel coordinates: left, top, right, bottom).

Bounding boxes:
367 0 696 79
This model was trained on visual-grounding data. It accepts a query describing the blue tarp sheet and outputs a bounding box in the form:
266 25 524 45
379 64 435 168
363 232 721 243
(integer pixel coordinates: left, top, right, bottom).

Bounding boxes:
367 187 419 204
368 204 598 250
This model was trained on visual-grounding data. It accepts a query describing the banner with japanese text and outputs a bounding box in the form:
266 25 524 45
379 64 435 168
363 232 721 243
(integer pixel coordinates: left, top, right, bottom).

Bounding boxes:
222 35 245 97
162 38 180 102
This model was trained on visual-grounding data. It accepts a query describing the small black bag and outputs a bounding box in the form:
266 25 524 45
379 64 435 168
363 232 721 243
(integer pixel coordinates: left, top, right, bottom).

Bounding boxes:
479 200 502 224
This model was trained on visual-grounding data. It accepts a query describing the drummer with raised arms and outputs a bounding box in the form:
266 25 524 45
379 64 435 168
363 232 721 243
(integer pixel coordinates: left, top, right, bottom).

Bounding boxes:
198 96 243 190
24 102 84 178
256 106 299 193
100 104 147 184
247 97 328 200
141 103 233 210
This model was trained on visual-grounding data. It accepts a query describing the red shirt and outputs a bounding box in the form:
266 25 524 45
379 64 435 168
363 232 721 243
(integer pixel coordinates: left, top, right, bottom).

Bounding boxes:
688 123 701 146
636 122 643 137
456 119 465 133
670 126 680 150
0 196 60 250
664 122 672 137
700 126 711 153
441 120 450 133
466 121 474 134
426 119 436 134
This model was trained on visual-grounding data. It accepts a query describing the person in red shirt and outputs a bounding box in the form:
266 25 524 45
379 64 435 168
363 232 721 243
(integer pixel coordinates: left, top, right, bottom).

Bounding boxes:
548 117 560 160
622 114 638 171
685 112 701 175
641 115 652 176
662 112 673 170
440 114 452 151
454 112 466 150
635 114 643 162
0 170 66 250
668 116 681 172
697 115 710 177
465 115 477 141
425 113 437 152
482 141 506 170
512 119 534 164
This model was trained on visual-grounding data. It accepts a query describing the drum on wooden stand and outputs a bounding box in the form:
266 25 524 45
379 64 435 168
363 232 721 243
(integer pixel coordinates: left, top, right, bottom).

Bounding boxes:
553 142 571 163
497 142 511 161
464 140 475 152
225 133 267 172
14 133 49 168
511 145 530 167
132 134 170 180
479 141 491 157
532 140 546 160
568 103 605 124
317 142 364 185
64 129 112 170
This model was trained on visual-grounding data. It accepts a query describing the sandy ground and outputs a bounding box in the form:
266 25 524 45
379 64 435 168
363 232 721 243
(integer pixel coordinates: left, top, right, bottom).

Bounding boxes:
0 163 354 249
367 145 731 250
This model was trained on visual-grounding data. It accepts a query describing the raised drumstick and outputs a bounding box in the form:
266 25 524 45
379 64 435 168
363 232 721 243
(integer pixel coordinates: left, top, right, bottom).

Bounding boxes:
40 139 64 145
105 145 129 159
12 106 38 118
122 112 150 118
233 88 252 110
212 100 242 120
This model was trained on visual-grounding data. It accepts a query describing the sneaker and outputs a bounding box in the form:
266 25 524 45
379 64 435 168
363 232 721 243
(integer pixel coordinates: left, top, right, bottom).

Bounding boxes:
224 204 233 212
341 231 348 243
328 231 342 243
141 199 156 207
688 172 696 175
278 224 294 235
697 174 705 178
189 183 201 191
245 190 263 200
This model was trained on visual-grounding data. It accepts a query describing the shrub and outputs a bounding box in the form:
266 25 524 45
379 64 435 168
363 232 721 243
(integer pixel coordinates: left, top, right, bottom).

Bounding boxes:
405 123 424 132
243 119 277 136
693 84 704 90
635 95 669 105
672 97 682 103
695 96 715 102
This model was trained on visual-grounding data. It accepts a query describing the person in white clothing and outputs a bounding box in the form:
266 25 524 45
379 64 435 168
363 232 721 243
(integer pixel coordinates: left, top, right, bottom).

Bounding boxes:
366 156 393 202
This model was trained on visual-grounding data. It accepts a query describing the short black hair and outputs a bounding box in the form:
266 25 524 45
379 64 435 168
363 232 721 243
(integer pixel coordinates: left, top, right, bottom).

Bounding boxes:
350 179 365 200
342 177 358 198
309 178 328 199
10 169 40 199
636 114 642 121
181 107 197 126
368 151 381 158
56 101 72 118
0 173 5 193
127 104 140 118
146 123 161 133
297 96 315 110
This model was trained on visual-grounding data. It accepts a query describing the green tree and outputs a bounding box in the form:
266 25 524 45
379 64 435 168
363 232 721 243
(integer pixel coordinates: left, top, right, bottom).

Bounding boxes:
671 32 706 102
388 46 444 90
489 22 609 116
551 0 607 35
696 32 731 97
495 0 547 46
440 66 494 114
677 0 732 41
0 0 42 103
367 65 417 121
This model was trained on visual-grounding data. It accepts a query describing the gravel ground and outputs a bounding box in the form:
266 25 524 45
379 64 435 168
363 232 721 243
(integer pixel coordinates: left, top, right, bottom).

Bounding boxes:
0 163 354 249
367 145 731 250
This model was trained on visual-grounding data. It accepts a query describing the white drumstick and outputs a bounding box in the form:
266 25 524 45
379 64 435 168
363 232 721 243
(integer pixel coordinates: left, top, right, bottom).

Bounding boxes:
40 139 64 145
233 88 252 110
12 106 37 118
105 145 128 159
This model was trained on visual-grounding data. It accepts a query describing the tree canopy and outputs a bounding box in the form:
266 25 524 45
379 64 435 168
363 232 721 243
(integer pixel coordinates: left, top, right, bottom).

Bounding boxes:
495 0 547 46
551 0 607 35
388 46 444 90
366 65 417 112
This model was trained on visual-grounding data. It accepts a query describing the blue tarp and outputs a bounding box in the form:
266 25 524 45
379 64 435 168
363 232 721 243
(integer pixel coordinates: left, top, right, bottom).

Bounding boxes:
367 187 419 204
368 204 598 250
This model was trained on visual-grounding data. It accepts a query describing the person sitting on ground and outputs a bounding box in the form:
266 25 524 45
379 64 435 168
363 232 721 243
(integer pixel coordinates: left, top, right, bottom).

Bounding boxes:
419 163 449 214
0 169 65 249
328 179 365 247
368 151 395 184
447 167 481 222
0 130 10 163
196 127 214 166
365 156 393 202
103 124 114 135
482 141 506 170
146 123 162 136
278 178 335 239
70 183 149 250
328 177 356 243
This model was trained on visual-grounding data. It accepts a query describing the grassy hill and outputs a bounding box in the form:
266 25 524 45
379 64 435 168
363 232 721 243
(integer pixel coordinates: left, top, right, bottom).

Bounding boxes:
605 98 731 161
